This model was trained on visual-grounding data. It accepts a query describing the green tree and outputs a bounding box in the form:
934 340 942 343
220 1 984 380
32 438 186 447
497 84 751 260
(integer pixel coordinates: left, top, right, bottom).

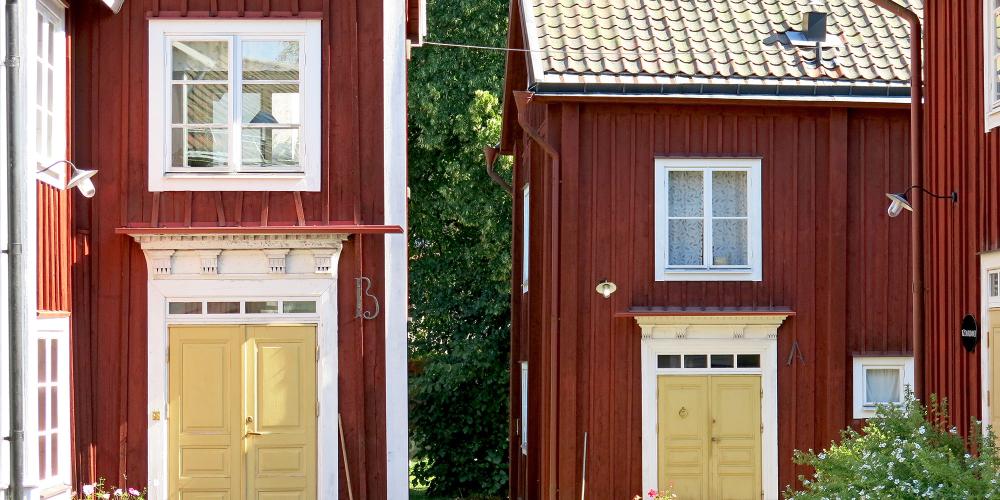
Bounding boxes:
407 0 512 497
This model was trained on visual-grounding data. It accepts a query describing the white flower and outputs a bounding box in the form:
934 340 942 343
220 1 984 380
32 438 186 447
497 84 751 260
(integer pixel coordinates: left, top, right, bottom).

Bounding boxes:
918 426 926 435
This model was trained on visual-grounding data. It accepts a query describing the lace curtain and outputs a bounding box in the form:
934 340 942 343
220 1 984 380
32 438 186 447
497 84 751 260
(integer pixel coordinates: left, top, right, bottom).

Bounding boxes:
865 368 901 404
667 169 748 266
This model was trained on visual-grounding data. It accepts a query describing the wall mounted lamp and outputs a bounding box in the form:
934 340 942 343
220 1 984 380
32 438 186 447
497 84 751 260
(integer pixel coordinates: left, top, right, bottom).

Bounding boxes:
595 279 617 299
885 185 957 218
37 160 98 198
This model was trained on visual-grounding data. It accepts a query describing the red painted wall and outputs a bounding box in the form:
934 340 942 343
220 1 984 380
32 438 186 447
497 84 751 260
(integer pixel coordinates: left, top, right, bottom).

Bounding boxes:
37 182 72 313
507 100 912 498
67 0 391 495
920 0 1000 439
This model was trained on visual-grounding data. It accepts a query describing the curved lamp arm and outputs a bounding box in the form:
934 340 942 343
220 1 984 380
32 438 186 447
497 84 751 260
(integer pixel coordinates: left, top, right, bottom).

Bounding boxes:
900 185 958 203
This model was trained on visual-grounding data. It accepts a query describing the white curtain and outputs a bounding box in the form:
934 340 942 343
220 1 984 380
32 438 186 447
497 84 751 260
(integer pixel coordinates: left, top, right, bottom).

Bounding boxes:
865 368 901 404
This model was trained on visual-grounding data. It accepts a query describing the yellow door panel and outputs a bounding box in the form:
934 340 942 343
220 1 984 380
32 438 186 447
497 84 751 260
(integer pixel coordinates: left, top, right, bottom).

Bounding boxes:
169 326 243 500
246 325 317 500
169 324 318 500
990 311 1000 435
658 376 710 500
658 374 762 500
711 376 761 500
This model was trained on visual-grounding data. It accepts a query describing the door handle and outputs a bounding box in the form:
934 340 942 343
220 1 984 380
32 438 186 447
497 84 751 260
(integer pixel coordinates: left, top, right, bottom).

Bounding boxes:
246 431 264 436
711 437 720 442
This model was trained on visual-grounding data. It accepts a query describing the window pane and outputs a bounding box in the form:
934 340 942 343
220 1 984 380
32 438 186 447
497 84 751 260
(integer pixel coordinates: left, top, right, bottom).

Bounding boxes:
668 219 703 266
50 434 58 477
37 387 47 431
171 41 228 80
668 171 703 217
171 128 229 168
283 301 317 314
245 301 279 314
865 368 901 404
206 302 240 314
168 302 203 315
712 171 747 217
37 339 46 383
38 436 47 480
684 355 707 368
171 84 228 124
242 40 300 80
710 354 734 368
241 83 300 124
657 355 681 369
50 387 58 428
712 219 748 266
737 354 760 368
50 341 57 383
241 128 300 168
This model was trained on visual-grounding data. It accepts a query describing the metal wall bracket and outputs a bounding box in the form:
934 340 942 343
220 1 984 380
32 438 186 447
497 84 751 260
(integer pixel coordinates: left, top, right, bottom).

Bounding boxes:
354 276 380 320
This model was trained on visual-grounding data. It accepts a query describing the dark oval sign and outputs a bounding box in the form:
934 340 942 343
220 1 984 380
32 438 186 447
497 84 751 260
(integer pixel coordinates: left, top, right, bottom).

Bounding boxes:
961 314 979 353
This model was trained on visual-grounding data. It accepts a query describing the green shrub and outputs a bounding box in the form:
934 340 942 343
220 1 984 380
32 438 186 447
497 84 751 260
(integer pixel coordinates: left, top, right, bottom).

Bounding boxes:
786 392 1000 499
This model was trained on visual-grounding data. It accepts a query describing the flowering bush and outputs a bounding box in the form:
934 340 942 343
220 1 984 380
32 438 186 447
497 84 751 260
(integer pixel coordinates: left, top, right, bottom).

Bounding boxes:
785 391 1000 499
77 478 146 500
634 484 678 500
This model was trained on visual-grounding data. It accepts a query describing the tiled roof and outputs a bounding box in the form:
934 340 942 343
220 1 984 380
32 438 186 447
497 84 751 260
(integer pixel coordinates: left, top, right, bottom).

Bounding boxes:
522 0 921 89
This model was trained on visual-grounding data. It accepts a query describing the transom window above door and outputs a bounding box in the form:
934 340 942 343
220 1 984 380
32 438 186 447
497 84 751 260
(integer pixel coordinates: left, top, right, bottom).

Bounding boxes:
654 158 763 281
148 20 321 192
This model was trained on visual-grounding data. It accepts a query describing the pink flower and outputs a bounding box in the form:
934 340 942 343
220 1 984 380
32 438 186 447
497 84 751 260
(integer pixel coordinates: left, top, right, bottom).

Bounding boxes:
82 484 96 496
113 489 123 497
128 488 141 496
648 489 657 498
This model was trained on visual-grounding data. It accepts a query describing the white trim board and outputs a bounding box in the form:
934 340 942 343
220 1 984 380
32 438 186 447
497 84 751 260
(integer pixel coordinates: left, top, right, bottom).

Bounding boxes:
981 250 1000 435
383 0 411 496
985 0 1000 132
636 314 789 500
141 234 344 500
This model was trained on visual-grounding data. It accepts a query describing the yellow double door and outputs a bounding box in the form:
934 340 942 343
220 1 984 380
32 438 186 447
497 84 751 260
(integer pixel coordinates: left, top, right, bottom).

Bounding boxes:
658 375 761 500
168 325 317 500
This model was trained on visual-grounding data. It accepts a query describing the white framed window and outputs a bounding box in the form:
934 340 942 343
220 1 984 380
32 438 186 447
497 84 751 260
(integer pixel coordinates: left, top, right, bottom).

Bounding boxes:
986 0 1000 131
33 0 67 189
521 185 529 293
852 356 914 419
33 317 70 491
520 361 528 455
654 158 763 281
989 269 1000 308
148 19 321 192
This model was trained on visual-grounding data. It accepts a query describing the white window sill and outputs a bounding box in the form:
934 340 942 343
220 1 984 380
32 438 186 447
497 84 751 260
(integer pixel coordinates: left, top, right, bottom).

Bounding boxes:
657 268 762 282
987 109 1000 133
149 173 320 192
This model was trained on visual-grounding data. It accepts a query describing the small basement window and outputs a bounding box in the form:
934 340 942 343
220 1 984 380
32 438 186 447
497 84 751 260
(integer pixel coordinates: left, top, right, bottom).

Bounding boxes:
988 269 1000 308
852 356 914 419
654 158 763 281
148 19 321 191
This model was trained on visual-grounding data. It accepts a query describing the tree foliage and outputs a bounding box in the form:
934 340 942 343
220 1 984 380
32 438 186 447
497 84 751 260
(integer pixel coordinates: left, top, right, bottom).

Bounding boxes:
786 393 1000 499
407 0 512 496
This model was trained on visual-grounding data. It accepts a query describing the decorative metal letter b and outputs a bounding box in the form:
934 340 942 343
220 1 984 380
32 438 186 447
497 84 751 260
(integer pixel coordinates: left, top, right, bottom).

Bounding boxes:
355 277 380 320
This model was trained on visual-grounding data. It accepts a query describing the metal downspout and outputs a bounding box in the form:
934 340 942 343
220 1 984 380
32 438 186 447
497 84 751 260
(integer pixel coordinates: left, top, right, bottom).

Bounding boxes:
3 0 24 494
869 0 924 397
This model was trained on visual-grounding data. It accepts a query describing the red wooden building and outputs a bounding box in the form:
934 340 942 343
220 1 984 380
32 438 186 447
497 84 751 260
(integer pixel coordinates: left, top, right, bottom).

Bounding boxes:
498 1 921 498
3 0 424 498
923 0 1000 459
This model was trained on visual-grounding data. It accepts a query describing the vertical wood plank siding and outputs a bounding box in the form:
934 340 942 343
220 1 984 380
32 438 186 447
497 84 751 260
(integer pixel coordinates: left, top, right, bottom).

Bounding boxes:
509 102 912 498
67 0 389 495
36 182 71 312
921 0 996 438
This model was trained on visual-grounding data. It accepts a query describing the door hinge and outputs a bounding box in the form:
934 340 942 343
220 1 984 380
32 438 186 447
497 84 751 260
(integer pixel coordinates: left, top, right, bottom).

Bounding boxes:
760 423 764 434
316 400 320 417
316 345 320 362
166 349 170 363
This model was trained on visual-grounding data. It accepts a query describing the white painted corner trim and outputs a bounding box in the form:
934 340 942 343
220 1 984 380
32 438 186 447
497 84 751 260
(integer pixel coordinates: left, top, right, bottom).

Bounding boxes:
981 250 1000 435
637 314 790 500
985 0 1000 132
137 233 345 500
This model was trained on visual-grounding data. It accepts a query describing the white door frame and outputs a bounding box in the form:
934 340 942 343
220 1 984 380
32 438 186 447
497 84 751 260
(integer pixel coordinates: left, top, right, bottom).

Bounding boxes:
134 233 345 500
637 314 789 500
980 251 1000 435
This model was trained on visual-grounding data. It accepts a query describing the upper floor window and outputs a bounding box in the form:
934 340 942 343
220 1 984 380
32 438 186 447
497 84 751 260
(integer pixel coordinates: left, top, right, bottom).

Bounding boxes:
148 20 321 192
654 158 762 281
986 1 1000 130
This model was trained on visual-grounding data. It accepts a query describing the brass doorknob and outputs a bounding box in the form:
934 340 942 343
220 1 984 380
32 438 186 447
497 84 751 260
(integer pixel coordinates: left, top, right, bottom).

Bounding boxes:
245 431 264 437
678 407 689 418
